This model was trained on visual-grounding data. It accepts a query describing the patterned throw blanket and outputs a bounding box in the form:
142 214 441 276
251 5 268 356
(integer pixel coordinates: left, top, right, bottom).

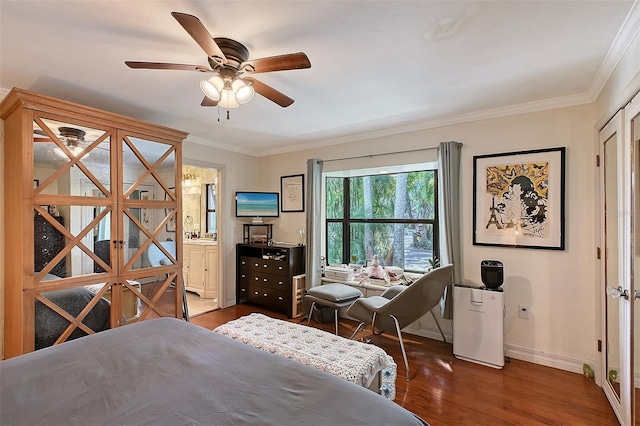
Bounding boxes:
214 313 397 400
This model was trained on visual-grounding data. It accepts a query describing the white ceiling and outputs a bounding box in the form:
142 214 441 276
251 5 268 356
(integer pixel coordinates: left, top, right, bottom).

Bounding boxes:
0 1 637 156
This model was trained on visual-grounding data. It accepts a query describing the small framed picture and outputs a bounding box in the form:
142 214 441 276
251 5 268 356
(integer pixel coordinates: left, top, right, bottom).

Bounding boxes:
280 174 304 212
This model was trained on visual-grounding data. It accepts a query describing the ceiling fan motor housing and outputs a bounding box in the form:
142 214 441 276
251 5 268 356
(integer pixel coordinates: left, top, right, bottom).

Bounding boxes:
209 38 250 71
58 127 86 145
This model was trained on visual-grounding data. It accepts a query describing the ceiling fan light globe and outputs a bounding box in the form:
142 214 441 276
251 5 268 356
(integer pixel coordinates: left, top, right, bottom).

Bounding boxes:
231 78 254 104
200 75 224 101
200 80 220 101
53 146 67 159
53 145 88 160
218 88 239 108
235 85 255 104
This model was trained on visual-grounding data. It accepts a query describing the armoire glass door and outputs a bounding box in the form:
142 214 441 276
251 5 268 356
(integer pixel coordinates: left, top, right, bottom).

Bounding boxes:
116 131 182 324
31 115 118 349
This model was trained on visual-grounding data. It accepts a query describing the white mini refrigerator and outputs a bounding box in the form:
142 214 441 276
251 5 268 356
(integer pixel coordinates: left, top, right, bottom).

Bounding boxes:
453 285 505 369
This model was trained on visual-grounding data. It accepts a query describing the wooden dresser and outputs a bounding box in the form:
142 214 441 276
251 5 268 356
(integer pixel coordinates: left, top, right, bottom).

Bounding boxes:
236 243 304 318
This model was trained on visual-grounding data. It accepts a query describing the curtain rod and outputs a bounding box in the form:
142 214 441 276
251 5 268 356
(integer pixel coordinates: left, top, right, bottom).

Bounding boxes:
322 146 439 163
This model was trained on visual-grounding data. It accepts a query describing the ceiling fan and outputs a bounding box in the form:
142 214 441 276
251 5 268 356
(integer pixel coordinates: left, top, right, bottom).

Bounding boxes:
125 12 311 108
34 127 107 160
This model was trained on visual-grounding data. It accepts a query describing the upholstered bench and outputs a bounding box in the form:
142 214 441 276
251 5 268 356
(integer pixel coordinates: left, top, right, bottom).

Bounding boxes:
214 313 397 400
305 283 362 335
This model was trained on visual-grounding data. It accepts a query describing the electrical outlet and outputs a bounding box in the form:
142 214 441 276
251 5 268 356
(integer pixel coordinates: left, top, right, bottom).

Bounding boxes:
518 304 529 319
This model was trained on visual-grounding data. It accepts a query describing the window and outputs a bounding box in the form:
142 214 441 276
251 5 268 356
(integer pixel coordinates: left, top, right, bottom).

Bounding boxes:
205 184 217 234
325 169 438 273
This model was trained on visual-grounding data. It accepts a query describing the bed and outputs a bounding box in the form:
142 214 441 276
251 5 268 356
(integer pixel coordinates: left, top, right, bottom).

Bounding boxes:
34 276 141 350
0 317 427 425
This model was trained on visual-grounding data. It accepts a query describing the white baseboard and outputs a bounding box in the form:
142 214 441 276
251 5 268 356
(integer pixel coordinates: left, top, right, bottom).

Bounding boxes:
505 343 590 375
404 330 593 377
404 327 452 344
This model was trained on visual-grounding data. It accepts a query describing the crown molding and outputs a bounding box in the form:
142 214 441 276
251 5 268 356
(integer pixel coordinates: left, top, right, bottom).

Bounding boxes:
589 0 640 100
185 134 258 157
257 92 592 157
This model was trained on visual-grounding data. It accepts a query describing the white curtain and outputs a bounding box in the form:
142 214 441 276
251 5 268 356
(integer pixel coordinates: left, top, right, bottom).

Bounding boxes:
437 141 463 319
306 158 323 288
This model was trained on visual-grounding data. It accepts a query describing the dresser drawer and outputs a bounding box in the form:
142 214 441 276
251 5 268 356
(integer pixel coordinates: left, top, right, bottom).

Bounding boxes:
237 283 250 300
265 288 289 311
247 283 263 302
241 271 267 286
263 259 287 275
259 272 287 290
239 256 262 272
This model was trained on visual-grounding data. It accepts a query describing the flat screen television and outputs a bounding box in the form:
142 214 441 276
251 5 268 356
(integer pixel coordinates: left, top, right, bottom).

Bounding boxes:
235 191 280 218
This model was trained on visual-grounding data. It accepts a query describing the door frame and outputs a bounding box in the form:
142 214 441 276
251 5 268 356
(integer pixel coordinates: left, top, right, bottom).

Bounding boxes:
181 162 224 310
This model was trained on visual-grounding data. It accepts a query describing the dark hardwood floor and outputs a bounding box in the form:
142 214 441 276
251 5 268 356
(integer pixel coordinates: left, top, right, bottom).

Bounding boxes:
189 304 618 426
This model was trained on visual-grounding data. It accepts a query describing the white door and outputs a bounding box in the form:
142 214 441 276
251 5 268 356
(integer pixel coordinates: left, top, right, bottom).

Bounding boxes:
627 95 639 426
600 104 634 424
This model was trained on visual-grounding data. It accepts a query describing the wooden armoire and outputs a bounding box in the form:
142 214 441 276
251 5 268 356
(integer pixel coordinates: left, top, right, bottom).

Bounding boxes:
1 88 188 358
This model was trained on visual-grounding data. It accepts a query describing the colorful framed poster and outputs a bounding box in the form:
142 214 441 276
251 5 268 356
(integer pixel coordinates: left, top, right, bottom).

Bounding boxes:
473 147 565 250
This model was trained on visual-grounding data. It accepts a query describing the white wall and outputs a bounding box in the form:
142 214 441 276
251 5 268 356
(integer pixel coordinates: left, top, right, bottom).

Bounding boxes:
260 104 597 371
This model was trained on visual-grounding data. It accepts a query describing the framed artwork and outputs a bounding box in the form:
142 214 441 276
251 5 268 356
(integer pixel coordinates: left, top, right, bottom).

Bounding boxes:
280 174 305 213
140 190 150 231
473 147 565 250
165 187 176 232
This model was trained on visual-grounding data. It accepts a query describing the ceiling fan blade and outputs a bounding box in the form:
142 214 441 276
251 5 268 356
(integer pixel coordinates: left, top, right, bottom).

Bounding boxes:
125 61 208 72
244 77 294 108
243 52 311 74
201 96 218 107
171 12 227 63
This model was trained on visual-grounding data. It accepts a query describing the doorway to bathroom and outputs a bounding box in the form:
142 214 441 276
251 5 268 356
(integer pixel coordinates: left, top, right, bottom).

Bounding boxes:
182 165 220 317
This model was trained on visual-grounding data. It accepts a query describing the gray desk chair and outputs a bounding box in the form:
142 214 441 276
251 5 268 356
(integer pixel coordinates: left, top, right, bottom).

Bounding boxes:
146 241 189 321
346 264 453 381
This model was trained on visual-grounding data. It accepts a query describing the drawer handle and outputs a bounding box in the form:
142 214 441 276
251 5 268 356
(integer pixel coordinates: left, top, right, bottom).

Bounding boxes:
278 281 283 285
278 296 283 301
264 278 268 282
254 263 259 267
241 274 246 278
241 289 246 292
254 277 259 281
263 264 268 268
241 261 246 265
254 291 259 295
278 266 283 270
263 293 268 297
